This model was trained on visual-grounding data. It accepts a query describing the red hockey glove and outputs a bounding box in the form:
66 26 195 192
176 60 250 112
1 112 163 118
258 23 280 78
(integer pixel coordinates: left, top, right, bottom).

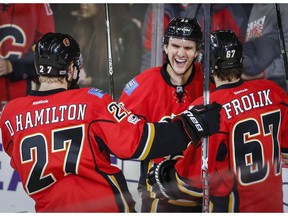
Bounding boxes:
172 102 222 146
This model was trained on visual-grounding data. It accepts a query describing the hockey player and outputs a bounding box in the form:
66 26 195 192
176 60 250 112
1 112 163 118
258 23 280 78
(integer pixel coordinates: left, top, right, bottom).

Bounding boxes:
0 32 221 212
119 16 214 212
147 30 288 212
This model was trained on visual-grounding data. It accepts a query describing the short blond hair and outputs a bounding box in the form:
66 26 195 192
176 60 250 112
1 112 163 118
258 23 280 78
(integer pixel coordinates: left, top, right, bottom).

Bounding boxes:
38 76 66 84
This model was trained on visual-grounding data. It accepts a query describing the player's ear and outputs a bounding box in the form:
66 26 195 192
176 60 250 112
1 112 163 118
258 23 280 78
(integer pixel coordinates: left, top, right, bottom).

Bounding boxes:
163 44 168 54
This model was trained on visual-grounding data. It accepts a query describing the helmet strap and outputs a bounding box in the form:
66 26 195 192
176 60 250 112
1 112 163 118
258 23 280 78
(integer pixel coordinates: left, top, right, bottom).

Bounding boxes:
67 65 80 90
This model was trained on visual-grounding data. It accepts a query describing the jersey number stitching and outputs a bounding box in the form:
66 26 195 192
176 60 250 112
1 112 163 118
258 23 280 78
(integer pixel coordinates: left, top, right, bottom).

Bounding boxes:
20 124 84 195
233 110 281 186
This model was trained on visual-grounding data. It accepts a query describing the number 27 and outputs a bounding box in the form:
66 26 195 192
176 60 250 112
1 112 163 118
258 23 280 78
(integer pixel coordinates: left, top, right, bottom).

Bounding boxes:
20 125 84 195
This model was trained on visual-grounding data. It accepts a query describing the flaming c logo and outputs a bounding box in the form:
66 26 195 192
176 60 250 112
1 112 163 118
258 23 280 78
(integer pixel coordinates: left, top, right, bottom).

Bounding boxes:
63 38 70 47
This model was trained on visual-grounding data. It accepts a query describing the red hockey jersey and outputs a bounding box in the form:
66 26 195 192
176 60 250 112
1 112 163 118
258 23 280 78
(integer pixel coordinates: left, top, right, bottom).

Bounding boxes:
175 79 288 212
0 87 191 212
0 4 55 105
119 63 212 163
119 63 214 208
120 63 209 123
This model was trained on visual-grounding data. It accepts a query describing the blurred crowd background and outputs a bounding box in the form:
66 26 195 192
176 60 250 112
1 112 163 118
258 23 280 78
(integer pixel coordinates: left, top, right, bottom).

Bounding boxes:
1 3 288 106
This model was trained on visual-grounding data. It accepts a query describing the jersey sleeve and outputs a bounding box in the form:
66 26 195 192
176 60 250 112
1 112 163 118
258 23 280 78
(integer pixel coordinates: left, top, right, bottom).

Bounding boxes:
90 97 191 161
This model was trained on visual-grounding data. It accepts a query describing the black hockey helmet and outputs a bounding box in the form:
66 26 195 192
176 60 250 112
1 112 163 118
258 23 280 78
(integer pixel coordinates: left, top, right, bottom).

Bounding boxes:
163 17 203 45
34 32 81 77
210 30 243 70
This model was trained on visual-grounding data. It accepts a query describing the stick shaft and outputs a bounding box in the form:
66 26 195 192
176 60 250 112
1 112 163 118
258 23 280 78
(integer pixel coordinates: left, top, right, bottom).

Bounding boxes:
104 4 115 100
275 3 288 80
202 3 211 213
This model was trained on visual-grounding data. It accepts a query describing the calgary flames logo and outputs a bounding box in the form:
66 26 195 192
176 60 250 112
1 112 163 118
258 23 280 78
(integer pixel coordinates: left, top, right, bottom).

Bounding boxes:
63 38 70 47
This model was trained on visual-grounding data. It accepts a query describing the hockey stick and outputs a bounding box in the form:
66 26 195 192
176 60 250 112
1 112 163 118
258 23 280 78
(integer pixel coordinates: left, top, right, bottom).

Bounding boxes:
202 3 211 213
274 4 288 80
104 3 115 100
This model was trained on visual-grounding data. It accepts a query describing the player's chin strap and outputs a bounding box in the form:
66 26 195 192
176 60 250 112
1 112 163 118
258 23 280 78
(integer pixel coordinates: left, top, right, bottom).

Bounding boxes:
66 64 80 90
67 56 83 90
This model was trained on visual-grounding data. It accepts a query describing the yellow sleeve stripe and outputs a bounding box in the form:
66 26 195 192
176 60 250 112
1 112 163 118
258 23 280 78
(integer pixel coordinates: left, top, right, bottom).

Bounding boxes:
151 199 159 212
176 172 203 197
282 152 288 164
108 175 130 212
137 123 155 160
228 192 235 212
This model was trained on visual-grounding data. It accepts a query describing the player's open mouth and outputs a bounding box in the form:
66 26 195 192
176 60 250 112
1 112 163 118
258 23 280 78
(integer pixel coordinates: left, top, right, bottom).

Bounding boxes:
175 58 187 66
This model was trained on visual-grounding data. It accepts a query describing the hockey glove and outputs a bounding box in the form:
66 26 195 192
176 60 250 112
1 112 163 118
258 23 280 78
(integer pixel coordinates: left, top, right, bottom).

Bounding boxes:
147 159 177 200
173 102 222 146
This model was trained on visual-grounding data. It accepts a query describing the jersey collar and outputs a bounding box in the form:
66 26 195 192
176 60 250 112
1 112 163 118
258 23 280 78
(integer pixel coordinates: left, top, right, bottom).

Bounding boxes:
160 62 196 88
28 88 66 96
215 79 244 91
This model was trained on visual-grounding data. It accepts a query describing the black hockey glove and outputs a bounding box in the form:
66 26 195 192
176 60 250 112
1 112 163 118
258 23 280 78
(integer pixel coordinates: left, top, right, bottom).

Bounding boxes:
147 159 177 200
173 102 222 146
